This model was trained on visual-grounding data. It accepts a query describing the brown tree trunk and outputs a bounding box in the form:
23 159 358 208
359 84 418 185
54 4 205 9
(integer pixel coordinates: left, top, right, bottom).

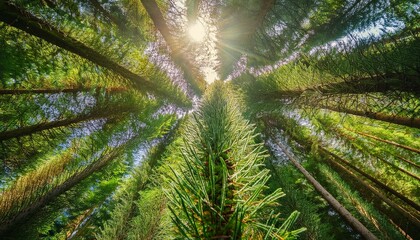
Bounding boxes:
66 207 95 239
351 130 420 154
356 134 420 169
261 115 420 233
319 105 420 129
0 2 186 106
320 147 420 212
328 74 420 94
0 87 126 95
140 0 206 96
259 74 420 100
324 125 420 181
389 153 420 170
366 153 419 181
0 138 134 233
325 154 420 229
0 106 133 141
270 136 378 240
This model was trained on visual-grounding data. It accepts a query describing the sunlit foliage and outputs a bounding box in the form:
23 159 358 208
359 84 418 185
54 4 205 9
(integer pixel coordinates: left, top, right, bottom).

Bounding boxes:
1 0 419 239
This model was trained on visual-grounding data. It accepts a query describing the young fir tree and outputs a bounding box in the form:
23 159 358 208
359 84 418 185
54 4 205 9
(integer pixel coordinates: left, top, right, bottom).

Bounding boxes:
165 82 304 239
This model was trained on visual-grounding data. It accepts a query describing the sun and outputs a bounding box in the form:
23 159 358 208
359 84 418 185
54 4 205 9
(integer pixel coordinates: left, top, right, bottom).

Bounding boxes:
188 21 206 42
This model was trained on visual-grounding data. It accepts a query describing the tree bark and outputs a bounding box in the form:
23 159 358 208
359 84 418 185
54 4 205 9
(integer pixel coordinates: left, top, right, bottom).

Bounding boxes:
324 153 420 229
0 106 133 141
261 115 420 231
320 147 420 212
387 152 420 170
270 135 378 240
140 0 206 96
258 74 420 100
319 105 420 129
321 125 420 181
0 2 187 107
0 138 134 233
351 130 420 154
362 149 419 181
0 87 126 95
362 151 419 181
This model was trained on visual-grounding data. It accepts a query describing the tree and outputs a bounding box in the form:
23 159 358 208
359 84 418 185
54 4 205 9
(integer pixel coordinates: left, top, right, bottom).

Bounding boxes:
1 0 419 239
165 82 304 239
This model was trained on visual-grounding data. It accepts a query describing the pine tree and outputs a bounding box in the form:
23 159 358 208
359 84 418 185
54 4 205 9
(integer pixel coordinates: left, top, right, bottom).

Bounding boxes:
1 0 419 239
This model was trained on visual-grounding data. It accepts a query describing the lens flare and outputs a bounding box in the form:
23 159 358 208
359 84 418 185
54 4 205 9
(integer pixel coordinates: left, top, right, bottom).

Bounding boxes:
188 22 206 42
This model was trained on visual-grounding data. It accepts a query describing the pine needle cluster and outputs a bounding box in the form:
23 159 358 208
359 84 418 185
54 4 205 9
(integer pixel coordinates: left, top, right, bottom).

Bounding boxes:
166 82 305 239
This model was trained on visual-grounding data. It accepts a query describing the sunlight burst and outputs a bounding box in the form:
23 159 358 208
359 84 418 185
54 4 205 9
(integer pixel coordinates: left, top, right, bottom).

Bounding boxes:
188 21 206 42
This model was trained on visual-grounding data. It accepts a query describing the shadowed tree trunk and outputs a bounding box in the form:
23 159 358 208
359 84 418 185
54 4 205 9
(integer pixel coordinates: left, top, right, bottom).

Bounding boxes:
316 123 420 181
140 0 207 96
324 152 420 229
320 147 420 212
0 1 187 106
380 147 420 169
0 136 138 233
0 87 126 95
261 114 420 234
257 74 420 100
65 207 96 239
269 134 378 240
0 105 134 141
317 105 420 129
349 130 420 154
370 154 419 181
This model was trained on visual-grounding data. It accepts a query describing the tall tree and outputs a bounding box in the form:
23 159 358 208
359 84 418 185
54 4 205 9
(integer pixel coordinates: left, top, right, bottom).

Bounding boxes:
1 0 419 239
165 82 304 239
0 1 189 107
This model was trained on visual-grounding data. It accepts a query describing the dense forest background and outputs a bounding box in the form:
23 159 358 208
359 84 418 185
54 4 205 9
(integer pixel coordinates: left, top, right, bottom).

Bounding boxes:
0 0 419 239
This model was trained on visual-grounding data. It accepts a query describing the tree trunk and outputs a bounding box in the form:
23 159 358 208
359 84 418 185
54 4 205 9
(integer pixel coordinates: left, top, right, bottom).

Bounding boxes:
323 125 420 181
0 87 126 95
365 153 419 181
327 74 420 94
259 74 420 99
388 152 420 170
350 130 420 154
66 207 95 239
319 105 420 129
0 106 133 141
324 151 420 229
0 138 134 233
270 136 378 240
356 129 420 169
140 0 206 96
320 147 420 212
261 115 420 236
365 151 419 181
0 2 186 106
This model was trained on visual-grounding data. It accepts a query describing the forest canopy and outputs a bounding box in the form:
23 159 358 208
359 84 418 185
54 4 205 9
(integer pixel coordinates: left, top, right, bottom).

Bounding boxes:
0 0 419 239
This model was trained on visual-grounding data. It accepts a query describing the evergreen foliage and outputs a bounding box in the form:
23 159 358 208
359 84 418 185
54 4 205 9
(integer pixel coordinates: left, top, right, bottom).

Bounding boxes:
0 0 419 239
165 82 304 239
